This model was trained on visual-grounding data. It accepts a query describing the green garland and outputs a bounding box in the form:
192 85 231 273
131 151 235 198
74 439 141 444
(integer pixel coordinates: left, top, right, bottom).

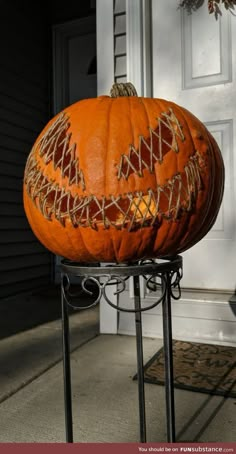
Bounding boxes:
179 0 236 19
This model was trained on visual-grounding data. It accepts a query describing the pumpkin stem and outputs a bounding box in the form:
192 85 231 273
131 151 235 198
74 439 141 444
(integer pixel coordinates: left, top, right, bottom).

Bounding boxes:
110 82 138 98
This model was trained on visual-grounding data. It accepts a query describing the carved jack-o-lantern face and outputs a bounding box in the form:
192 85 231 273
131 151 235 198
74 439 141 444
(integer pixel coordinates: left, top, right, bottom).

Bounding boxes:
23 83 224 263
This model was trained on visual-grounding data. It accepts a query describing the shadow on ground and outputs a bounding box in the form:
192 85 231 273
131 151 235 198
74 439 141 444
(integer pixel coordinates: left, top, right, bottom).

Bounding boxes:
0 284 99 340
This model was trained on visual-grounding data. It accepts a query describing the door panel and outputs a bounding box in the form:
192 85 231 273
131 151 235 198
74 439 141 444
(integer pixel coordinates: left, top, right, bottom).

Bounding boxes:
152 1 236 290
182 6 232 87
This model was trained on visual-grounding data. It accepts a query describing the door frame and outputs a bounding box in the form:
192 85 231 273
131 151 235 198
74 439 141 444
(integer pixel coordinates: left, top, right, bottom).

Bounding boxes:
52 15 97 115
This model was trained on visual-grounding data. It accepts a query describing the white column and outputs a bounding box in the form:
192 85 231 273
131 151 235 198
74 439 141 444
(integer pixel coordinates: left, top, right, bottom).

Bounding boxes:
97 0 118 334
96 0 114 96
126 0 152 97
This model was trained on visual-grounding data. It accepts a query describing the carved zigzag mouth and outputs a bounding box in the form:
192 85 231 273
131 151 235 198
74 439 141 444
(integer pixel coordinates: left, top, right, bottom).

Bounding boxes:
24 153 203 231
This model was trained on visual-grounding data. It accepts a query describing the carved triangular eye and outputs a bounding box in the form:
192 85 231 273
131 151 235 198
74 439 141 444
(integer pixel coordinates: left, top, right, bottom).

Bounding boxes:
24 112 85 225
117 109 185 180
30 112 85 188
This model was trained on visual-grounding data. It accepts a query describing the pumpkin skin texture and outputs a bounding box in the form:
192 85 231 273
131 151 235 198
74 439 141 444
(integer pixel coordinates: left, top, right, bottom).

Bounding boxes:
23 83 224 263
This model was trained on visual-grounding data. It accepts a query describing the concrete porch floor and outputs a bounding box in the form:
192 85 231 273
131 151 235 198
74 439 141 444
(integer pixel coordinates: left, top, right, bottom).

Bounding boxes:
0 289 235 443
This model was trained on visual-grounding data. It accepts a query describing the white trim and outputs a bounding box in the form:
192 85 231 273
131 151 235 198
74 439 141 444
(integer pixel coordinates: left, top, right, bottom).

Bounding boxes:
142 0 152 97
97 0 118 333
118 290 236 346
126 0 152 97
99 283 119 334
96 0 114 96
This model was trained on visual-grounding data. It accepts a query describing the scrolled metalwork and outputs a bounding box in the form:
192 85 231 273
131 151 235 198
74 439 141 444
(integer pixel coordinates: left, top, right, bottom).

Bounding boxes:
145 273 163 293
102 273 167 313
169 267 183 300
61 255 183 313
139 258 182 300
61 274 102 310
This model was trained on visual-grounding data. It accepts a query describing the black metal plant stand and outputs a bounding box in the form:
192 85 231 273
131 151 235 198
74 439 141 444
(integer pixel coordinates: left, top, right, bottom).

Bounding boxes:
60 255 183 443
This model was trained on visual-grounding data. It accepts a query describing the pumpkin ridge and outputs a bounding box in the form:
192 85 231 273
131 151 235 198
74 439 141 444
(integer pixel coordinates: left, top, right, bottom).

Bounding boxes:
105 96 115 200
139 97 151 140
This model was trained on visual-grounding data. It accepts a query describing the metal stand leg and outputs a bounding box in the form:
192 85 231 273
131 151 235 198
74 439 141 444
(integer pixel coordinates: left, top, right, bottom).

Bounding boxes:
60 257 182 443
133 275 147 443
61 277 73 443
162 273 176 442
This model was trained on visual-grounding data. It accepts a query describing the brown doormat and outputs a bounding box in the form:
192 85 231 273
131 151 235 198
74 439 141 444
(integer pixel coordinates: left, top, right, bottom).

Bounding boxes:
134 340 236 398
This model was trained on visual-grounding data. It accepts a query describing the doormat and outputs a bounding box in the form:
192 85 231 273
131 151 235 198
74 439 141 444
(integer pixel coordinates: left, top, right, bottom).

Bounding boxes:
134 340 236 398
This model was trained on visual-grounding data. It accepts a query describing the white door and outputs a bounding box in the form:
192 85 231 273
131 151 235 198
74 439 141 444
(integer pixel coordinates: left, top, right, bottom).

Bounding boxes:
152 1 236 291
98 2 236 343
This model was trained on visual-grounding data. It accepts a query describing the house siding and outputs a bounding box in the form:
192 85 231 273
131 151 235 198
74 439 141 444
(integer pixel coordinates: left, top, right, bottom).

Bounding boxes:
114 0 127 83
0 2 52 298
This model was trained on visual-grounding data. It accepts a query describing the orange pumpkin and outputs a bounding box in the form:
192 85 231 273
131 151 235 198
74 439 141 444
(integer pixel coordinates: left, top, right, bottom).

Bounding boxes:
23 83 224 263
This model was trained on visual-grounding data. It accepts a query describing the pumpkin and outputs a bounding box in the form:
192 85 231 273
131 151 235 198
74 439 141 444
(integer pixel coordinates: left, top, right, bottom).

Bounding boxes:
23 82 224 263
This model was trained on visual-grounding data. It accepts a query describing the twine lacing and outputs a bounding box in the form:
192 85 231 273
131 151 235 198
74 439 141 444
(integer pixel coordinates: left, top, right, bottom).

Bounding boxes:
24 98 205 231
117 108 185 179
30 112 85 189
24 152 204 230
